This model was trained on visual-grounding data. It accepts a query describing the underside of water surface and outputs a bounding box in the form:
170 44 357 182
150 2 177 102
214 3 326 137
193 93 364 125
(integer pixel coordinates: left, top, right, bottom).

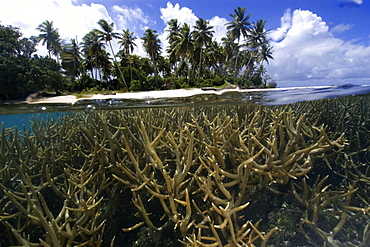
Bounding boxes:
0 88 369 246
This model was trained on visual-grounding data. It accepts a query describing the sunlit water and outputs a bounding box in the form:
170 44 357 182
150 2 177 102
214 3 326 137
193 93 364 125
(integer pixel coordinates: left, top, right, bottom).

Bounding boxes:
0 84 369 246
1 84 370 121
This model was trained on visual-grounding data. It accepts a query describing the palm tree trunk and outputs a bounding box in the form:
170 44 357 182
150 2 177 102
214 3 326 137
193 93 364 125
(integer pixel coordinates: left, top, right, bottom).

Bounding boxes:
130 62 133 82
243 51 256 79
151 53 159 88
197 47 203 83
234 51 240 83
108 41 128 90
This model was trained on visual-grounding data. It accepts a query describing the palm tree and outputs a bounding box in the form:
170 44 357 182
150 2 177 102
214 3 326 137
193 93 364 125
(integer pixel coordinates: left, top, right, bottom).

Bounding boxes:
166 19 181 76
242 19 273 78
81 30 106 80
221 33 237 64
139 57 154 77
225 7 252 43
246 19 268 48
61 38 81 84
257 43 274 65
157 56 171 78
118 29 137 55
193 18 214 81
171 23 194 82
166 19 181 44
94 19 128 90
36 20 61 60
141 29 161 87
97 50 113 82
221 34 241 79
204 41 225 77
118 29 137 81
241 49 257 78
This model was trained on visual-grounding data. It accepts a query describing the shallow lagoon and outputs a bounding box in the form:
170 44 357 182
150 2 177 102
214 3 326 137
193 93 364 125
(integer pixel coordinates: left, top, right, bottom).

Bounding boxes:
0 85 369 246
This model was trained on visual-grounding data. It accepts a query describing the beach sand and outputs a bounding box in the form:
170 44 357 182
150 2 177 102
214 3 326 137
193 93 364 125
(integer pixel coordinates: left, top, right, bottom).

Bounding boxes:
25 86 331 105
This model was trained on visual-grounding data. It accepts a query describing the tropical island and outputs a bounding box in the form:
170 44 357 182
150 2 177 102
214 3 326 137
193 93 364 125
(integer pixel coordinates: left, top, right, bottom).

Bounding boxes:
0 7 275 102
2 6 370 247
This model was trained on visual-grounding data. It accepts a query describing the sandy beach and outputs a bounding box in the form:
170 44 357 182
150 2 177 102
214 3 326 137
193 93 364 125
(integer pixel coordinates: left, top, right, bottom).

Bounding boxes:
25 86 333 105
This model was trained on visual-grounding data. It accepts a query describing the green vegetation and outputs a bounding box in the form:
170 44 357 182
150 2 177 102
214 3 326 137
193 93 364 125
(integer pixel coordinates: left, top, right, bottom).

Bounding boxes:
0 24 66 101
0 7 275 101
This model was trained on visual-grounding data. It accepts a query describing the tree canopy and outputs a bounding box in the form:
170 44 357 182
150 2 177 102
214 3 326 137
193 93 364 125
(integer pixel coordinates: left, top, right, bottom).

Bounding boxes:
0 6 275 101
0 24 66 101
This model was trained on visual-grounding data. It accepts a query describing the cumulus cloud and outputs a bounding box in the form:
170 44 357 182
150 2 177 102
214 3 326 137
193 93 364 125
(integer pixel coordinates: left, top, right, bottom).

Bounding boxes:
268 8 293 43
110 5 157 57
112 5 154 33
160 2 198 27
0 0 112 55
0 0 154 57
265 9 370 87
209 16 228 42
160 2 227 42
159 2 228 54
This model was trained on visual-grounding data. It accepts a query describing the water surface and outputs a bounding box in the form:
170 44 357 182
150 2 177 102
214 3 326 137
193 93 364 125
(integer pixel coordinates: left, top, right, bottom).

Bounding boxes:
0 85 369 246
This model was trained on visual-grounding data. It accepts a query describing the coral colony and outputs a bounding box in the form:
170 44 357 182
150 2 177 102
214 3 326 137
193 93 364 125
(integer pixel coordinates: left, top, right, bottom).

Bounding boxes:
0 96 369 246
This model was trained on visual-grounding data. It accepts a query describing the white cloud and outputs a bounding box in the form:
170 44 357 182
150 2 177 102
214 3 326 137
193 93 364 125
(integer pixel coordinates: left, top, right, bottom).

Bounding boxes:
331 23 354 34
112 5 154 33
110 5 156 57
209 16 228 42
266 9 370 87
160 2 198 27
159 2 197 55
268 8 292 43
338 0 363 8
0 0 112 55
159 2 228 54
0 0 151 57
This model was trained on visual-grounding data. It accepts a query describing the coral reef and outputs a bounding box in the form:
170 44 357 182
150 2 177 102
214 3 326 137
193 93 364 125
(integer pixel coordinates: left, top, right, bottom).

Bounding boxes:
0 95 369 246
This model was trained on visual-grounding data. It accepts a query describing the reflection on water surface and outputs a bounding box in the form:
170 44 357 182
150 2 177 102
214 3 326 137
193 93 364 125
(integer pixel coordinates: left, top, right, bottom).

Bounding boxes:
0 87 369 246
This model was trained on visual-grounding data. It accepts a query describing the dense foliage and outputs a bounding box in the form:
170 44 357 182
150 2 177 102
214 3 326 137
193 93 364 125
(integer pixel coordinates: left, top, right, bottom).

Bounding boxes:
0 24 66 101
0 7 275 101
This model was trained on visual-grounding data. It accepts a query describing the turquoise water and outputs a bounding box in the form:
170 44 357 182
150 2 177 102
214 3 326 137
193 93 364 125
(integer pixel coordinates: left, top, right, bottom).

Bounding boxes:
0 85 369 246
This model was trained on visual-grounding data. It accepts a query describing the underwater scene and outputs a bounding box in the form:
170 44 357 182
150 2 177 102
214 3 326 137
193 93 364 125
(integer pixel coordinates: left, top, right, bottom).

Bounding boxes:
0 86 370 247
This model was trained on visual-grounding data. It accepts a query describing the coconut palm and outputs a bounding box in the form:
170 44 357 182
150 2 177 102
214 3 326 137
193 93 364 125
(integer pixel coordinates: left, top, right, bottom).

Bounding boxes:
241 48 257 78
81 30 107 80
118 29 137 81
61 38 81 83
221 33 237 64
172 24 194 62
36 20 61 60
204 41 225 77
157 56 171 78
170 23 194 82
193 18 214 81
246 19 268 48
257 43 274 65
166 19 181 44
242 19 273 79
221 33 241 78
225 7 252 43
118 29 137 55
94 19 128 90
141 29 161 87
166 19 181 76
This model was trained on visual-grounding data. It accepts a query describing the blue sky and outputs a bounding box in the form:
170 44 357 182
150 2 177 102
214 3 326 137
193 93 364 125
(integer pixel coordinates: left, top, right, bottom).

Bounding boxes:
1 0 369 87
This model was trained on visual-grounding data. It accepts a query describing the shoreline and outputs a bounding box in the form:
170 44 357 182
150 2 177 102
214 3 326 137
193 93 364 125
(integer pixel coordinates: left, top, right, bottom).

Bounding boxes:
25 85 334 105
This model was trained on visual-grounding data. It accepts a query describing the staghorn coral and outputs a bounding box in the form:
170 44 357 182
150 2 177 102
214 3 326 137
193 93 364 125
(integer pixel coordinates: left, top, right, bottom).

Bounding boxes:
0 95 369 246
0 121 107 246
